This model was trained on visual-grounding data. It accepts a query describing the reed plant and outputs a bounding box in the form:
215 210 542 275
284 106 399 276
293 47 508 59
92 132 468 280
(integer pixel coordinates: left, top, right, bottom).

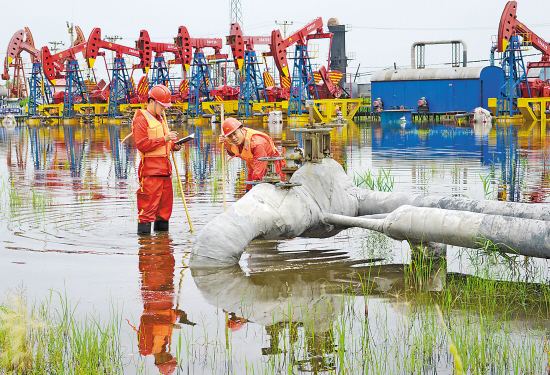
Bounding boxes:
354 168 395 192
0 291 123 375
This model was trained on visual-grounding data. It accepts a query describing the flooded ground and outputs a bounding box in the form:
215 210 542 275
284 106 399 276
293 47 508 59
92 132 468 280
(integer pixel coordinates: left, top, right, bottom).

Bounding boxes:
1 119 549 374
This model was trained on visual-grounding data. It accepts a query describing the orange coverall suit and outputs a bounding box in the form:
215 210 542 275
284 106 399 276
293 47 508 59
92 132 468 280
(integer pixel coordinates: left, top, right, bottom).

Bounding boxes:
133 109 176 224
224 128 285 190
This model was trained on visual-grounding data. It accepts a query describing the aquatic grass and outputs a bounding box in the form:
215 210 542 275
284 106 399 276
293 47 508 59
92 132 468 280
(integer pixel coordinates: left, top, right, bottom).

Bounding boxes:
3 260 548 374
0 294 36 372
8 180 23 213
353 168 394 192
479 173 495 199
0 291 124 375
30 188 53 213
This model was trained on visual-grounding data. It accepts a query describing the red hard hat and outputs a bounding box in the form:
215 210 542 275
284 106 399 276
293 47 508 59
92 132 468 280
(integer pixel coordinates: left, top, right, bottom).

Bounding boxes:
222 117 242 136
227 318 246 332
148 84 172 107
156 358 177 375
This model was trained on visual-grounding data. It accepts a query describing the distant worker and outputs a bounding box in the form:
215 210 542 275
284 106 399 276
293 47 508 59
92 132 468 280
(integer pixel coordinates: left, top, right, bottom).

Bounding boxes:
373 97 384 113
335 105 343 119
219 118 285 190
132 84 182 235
417 96 429 113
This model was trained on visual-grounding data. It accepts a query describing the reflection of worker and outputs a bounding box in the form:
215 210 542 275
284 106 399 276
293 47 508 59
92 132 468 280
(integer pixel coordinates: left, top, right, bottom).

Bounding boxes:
136 234 195 375
133 84 181 235
225 311 249 332
219 118 285 190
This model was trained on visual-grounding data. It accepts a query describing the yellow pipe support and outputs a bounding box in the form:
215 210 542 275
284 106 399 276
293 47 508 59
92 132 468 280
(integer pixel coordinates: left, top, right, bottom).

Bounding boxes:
487 98 497 115
287 98 362 123
516 97 550 134
251 101 286 115
490 96 550 134
517 97 538 123
201 100 238 115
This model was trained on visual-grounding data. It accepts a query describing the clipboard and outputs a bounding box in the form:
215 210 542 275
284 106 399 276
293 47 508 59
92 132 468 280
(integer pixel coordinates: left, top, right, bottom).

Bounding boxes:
175 133 195 145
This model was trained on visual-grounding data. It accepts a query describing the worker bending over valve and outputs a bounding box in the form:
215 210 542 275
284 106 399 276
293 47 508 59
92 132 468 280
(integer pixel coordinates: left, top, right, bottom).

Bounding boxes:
133 84 182 235
219 117 285 190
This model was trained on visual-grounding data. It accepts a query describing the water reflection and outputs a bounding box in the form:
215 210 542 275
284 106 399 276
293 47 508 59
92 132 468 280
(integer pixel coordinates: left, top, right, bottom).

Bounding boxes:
29 127 54 171
191 253 445 374
63 126 87 178
190 127 212 182
0 120 548 373
472 120 493 139
369 121 549 202
136 234 194 375
107 125 134 180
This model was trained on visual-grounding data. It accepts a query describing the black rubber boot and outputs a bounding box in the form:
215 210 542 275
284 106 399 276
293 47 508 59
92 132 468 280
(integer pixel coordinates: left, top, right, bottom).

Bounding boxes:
153 220 169 232
137 222 152 235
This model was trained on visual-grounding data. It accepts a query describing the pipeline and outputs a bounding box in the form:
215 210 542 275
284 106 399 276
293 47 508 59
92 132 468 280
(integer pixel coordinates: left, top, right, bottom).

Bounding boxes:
191 159 359 267
326 207 550 258
411 40 468 68
356 190 550 222
190 158 550 267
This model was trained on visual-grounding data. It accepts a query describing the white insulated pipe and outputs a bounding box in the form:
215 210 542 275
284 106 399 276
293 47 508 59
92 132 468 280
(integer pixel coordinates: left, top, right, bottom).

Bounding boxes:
190 159 550 267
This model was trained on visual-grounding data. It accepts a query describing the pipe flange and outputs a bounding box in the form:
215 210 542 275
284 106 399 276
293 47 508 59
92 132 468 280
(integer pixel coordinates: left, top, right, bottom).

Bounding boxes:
275 182 302 189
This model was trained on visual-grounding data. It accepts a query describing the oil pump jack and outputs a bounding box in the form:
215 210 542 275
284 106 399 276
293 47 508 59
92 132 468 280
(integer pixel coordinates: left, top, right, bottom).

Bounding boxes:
173 26 227 117
86 28 146 117
268 17 340 115
41 27 89 118
496 0 550 115
135 29 185 92
3 27 56 114
227 23 271 117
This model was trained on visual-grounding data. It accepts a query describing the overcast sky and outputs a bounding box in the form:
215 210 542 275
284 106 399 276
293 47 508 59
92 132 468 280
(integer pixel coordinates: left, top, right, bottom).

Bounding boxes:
2 0 549 83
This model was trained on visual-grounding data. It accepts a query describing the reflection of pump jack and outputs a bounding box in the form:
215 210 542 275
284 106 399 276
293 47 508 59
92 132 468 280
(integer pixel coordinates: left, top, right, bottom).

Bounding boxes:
297 329 336 373
261 322 300 355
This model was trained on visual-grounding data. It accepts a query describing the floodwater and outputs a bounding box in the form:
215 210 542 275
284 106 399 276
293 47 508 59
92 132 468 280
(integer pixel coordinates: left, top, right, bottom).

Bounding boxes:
1 119 549 374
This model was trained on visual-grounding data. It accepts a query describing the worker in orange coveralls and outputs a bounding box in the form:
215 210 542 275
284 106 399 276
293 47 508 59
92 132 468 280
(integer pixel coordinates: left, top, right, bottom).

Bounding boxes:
136 234 195 375
133 84 182 235
218 117 285 191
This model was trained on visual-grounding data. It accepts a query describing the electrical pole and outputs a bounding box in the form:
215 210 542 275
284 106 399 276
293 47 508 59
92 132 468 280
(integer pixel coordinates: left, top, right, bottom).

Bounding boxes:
66 21 74 46
275 20 294 38
230 0 243 26
230 0 243 86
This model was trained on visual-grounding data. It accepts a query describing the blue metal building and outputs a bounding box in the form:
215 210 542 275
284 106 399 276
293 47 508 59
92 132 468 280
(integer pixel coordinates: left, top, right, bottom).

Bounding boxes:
371 66 505 113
